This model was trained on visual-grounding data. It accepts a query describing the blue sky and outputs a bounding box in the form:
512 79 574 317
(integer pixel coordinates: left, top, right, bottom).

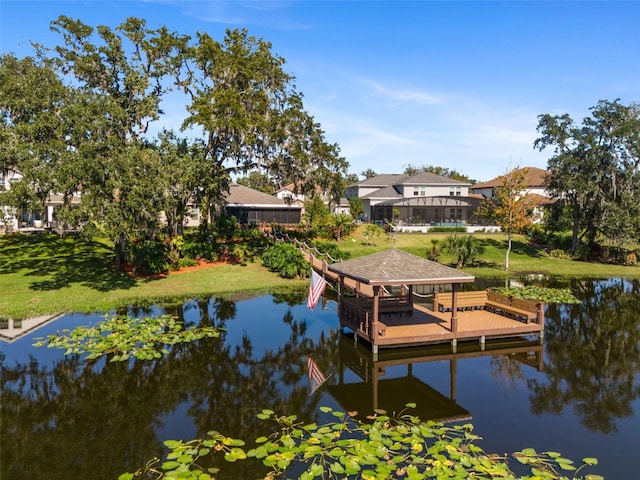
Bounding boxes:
2 1 639 181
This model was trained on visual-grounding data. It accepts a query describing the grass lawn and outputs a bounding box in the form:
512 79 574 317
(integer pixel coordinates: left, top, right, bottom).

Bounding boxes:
0 234 306 320
1 229 638 319
334 227 640 279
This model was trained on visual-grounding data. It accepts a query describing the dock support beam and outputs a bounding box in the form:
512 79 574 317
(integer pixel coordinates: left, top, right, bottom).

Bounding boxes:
450 283 459 333
479 336 486 350
451 338 457 353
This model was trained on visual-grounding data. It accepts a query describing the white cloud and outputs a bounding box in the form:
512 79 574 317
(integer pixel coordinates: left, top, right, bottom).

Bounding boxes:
362 80 445 106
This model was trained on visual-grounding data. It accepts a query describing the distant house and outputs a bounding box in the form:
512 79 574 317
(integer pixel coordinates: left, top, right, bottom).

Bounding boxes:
470 167 554 222
0 168 81 232
274 183 308 209
224 183 301 225
1 170 301 232
345 172 482 226
470 167 549 199
274 182 346 216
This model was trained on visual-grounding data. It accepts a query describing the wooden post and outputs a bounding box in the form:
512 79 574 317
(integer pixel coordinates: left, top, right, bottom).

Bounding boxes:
372 285 380 340
536 302 545 324
408 285 414 309
451 283 459 333
450 359 457 400
338 275 345 318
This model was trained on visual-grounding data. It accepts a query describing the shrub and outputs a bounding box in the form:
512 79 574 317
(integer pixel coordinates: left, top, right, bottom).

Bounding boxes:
359 223 385 245
216 215 239 242
310 240 351 262
128 239 169 275
429 226 467 233
261 243 310 279
169 257 199 271
548 248 573 260
182 240 219 262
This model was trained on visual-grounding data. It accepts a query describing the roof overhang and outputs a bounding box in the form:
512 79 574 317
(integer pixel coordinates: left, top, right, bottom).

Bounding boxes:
328 249 475 286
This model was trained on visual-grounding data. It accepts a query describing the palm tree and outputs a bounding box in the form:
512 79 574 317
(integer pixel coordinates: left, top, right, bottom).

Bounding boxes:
443 235 484 268
328 213 353 241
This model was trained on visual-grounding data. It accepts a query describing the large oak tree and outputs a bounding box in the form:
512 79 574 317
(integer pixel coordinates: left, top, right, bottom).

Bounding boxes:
2 16 347 263
535 99 640 255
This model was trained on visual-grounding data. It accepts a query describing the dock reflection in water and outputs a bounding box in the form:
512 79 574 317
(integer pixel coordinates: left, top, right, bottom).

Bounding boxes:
329 334 543 424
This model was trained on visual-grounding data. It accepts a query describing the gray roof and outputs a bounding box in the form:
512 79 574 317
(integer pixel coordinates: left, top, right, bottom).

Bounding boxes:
225 183 301 208
361 185 402 200
348 172 469 190
401 172 470 186
348 174 410 188
328 249 475 286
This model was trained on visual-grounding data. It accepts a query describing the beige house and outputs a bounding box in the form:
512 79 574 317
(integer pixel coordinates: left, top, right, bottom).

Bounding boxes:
345 172 480 226
470 167 554 222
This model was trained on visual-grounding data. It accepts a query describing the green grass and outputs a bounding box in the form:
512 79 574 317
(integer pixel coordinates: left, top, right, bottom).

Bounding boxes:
1 229 638 320
336 227 640 279
0 234 306 320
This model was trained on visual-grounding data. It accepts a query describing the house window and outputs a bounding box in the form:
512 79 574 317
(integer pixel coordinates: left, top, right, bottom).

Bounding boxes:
189 207 200 221
449 186 461 196
413 186 426 196
449 208 463 220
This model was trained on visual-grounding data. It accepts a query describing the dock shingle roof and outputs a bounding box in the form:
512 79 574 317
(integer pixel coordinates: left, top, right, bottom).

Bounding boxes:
328 249 475 286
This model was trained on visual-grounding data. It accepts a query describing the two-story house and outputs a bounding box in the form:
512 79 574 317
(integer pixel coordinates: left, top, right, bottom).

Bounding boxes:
470 167 553 222
346 172 482 226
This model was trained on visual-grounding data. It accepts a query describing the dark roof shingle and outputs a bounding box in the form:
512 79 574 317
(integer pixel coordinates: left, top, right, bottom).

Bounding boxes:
328 249 475 286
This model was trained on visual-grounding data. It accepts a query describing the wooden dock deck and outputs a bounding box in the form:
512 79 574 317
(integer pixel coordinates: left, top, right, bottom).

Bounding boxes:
366 304 543 348
297 242 545 354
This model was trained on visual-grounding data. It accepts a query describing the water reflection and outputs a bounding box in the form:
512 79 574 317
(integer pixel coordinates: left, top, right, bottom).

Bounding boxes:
1 278 639 479
1 295 338 480
330 335 543 424
530 278 640 433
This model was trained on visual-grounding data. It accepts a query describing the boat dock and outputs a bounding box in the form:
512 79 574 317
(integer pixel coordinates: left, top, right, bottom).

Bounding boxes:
298 244 545 355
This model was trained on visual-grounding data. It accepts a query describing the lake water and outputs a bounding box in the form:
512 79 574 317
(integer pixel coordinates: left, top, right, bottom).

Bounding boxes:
1 278 639 479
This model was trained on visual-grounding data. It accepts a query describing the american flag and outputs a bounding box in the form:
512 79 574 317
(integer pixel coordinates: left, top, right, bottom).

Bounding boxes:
306 270 327 310
307 356 327 395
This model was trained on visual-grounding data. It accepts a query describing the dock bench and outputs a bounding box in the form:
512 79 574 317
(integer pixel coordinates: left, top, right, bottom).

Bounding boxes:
433 291 488 312
485 291 540 323
433 290 543 324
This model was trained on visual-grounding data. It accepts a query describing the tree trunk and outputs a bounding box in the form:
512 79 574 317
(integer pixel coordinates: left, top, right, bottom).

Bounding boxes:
571 200 580 254
113 233 127 266
505 231 512 271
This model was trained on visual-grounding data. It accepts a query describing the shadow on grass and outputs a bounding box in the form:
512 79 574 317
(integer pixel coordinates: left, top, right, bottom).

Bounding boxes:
0 233 137 292
479 237 547 259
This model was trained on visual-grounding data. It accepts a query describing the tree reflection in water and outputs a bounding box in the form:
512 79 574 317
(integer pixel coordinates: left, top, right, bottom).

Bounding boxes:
528 278 640 433
1 294 338 480
1 279 639 479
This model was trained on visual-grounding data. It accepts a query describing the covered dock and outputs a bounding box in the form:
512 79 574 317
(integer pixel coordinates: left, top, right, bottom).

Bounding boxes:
325 249 545 355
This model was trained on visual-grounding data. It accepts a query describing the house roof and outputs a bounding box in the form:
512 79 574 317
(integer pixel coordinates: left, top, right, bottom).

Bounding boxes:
401 172 470 186
328 249 475 286
361 184 402 200
276 182 323 196
472 167 548 190
327 375 472 424
225 183 300 208
527 193 555 205
347 174 410 189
